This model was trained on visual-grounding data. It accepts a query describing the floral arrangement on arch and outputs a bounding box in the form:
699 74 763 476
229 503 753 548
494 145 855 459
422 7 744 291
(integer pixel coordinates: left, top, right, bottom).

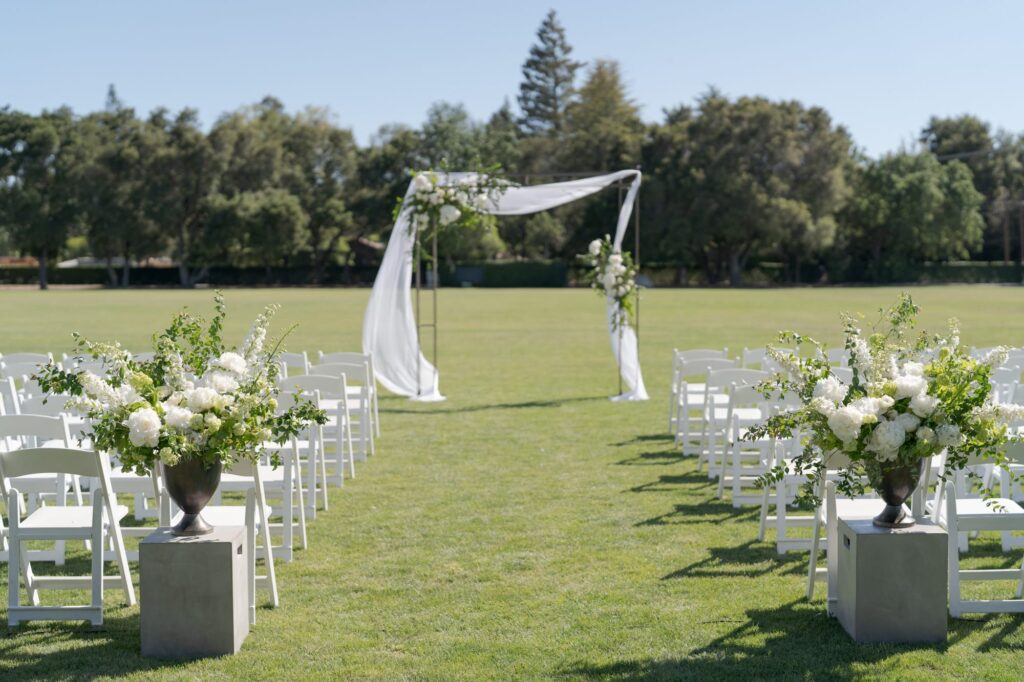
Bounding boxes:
400 168 510 237
579 235 639 330
747 293 1023 507
36 294 327 475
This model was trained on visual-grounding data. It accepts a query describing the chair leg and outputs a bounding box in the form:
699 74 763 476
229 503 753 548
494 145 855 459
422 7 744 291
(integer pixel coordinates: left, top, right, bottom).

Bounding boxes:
946 482 962 617
757 487 770 542
259 507 279 608
806 510 823 601
91 500 105 626
246 499 256 626
294 452 308 551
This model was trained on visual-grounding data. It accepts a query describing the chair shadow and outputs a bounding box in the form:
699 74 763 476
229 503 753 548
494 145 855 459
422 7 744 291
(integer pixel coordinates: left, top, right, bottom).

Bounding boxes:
379 395 608 415
627 473 714 493
615 451 688 467
563 599 980 681
634 500 759 527
613 434 676 447
661 540 807 579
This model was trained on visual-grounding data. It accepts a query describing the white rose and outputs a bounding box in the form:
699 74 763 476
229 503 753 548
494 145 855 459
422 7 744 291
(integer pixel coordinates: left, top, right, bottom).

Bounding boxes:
936 424 963 448
187 387 219 412
828 406 866 443
588 239 602 256
439 204 461 226
127 408 161 448
868 419 907 454
216 352 247 376
813 376 849 404
893 374 928 400
910 392 939 418
895 412 921 433
164 404 194 431
205 370 239 395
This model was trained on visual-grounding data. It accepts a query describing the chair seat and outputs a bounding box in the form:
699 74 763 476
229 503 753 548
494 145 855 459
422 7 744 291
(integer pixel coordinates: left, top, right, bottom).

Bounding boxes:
931 497 1024 520
20 503 129 529
221 467 288 487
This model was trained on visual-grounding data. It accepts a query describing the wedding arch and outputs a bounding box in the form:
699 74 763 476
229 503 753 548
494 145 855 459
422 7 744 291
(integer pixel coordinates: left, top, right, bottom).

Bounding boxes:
362 169 648 402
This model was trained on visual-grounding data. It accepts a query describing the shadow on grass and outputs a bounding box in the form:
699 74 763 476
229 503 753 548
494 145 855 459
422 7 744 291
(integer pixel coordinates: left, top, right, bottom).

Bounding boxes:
0 611 183 679
380 395 607 415
627 472 715 494
563 599 1015 680
613 434 675 447
615 450 688 467
635 500 758 527
662 540 807 579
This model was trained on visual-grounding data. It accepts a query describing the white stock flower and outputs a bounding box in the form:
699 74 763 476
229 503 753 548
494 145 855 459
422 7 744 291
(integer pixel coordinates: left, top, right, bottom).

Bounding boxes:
588 239 602 257
910 392 939 418
187 387 219 412
828 406 866 443
164 404 194 431
216 352 247 376
205 370 239 394
80 371 119 406
982 346 1009 368
439 204 461 226
895 412 921 433
813 376 849 404
936 424 963 448
127 408 161 448
893 374 928 400
851 338 872 377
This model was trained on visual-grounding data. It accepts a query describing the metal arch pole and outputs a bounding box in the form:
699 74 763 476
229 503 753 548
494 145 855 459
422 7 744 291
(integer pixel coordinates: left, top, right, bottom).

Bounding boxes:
432 227 439 392
415 229 423 398
616 179 624 397
634 168 642 393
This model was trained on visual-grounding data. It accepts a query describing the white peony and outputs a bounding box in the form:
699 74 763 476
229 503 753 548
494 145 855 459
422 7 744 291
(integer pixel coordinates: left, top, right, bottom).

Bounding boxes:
588 239 602 257
828 406 866 443
187 387 219 412
205 370 239 395
909 392 939 418
127 408 161 448
439 204 461 226
895 412 921 433
893 374 928 400
851 396 889 419
902 361 924 377
216 352 247 376
164 404 193 431
936 424 963 448
813 376 849 404
810 396 836 416
867 419 906 455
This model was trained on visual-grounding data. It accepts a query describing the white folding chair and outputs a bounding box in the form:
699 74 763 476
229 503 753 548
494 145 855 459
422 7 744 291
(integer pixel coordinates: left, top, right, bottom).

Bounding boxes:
280 351 310 379
308 362 374 461
667 348 728 432
673 357 737 453
5 447 136 627
280 374 351 498
317 351 380 438
161 459 277 625
699 368 770 475
717 383 785 505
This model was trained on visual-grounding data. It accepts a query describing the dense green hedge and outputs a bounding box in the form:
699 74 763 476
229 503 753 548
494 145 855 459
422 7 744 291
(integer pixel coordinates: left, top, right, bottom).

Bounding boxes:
0 265 379 287
440 261 569 287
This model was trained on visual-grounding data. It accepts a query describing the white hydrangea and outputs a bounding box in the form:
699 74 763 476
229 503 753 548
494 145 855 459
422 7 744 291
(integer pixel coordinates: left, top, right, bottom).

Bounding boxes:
895 412 921 433
439 204 461 226
828 405 866 443
813 376 849 404
127 408 161 448
902 361 924 377
810 396 836 415
910 392 939 418
936 424 963 448
916 425 936 445
164 404 193 431
893 374 928 400
187 387 219 412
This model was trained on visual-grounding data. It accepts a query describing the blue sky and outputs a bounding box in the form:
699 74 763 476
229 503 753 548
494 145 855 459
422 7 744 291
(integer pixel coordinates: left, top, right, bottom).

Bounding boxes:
3 1 1021 156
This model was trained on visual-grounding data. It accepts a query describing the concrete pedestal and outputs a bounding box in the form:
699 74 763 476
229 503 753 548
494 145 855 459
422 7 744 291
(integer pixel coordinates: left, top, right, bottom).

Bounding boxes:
836 517 947 643
140 526 248 659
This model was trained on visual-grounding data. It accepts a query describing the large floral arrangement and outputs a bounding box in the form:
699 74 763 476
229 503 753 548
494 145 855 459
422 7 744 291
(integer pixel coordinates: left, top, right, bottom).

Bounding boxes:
748 293 1023 506
579 235 639 330
36 294 326 475
400 168 510 237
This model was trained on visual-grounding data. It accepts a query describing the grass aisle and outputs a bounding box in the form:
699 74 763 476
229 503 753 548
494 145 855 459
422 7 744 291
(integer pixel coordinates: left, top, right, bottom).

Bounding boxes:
0 286 1022 680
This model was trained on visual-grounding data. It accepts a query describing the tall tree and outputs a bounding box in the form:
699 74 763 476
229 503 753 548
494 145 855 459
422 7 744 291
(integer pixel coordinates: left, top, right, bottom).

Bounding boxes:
564 60 644 171
517 10 583 137
0 107 84 289
418 101 481 168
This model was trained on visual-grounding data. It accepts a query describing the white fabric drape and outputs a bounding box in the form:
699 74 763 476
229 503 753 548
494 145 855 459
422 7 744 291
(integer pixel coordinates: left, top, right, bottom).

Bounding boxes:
362 170 648 401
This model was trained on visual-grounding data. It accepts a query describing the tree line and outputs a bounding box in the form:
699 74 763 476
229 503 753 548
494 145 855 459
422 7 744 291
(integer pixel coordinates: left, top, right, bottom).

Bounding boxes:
1 10 1021 288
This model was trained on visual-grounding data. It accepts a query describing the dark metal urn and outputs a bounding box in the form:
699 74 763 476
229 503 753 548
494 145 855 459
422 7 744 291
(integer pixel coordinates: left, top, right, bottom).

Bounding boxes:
872 459 925 529
163 458 222 536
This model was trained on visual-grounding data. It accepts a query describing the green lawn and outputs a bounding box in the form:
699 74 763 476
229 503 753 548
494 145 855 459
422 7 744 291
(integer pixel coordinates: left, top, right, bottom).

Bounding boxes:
1 285 1023 681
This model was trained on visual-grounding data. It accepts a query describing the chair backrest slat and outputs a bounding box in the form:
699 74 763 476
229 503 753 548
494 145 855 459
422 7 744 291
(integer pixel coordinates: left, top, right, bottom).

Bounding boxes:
0 446 100 479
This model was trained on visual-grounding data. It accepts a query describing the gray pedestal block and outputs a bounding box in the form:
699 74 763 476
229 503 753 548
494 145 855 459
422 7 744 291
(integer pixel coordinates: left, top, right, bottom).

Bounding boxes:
140 526 249 659
836 517 947 643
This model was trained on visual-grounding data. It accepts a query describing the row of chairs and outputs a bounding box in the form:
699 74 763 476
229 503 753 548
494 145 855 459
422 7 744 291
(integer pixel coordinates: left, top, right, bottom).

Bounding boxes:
0 347 383 628
666 344 1024 619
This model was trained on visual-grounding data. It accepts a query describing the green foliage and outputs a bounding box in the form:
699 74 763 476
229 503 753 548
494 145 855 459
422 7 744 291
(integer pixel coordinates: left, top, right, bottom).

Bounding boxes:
517 10 584 137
